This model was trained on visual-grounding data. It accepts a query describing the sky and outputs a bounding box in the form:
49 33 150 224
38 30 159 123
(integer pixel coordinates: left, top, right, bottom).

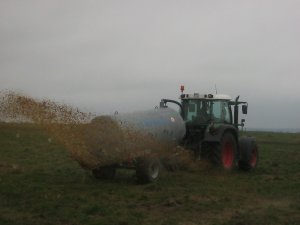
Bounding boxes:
0 0 299 130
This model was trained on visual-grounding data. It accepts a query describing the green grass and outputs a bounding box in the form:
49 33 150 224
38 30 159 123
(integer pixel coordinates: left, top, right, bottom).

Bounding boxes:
0 123 300 225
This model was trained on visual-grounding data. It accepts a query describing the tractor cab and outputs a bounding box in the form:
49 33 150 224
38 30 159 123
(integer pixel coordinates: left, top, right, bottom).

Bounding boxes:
180 93 233 129
160 86 249 138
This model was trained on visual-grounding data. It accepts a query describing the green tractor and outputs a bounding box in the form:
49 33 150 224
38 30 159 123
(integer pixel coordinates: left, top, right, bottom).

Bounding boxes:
91 86 258 183
161 86 258 171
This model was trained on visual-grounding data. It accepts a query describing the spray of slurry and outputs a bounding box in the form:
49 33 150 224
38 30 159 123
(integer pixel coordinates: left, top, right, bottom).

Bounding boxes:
0 91 179 170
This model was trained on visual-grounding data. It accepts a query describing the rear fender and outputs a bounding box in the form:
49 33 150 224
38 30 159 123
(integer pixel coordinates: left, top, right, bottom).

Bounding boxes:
203 124 238 144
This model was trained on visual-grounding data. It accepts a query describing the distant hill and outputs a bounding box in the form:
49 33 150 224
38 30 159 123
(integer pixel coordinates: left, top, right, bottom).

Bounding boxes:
247 127 300 133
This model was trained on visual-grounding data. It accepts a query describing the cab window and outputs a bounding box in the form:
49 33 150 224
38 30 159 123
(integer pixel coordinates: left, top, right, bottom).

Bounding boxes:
183 100 211 123
211 100 231 123
223 101 231 123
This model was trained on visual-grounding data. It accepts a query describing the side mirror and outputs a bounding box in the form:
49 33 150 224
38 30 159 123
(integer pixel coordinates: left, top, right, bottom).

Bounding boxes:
242 104 248 114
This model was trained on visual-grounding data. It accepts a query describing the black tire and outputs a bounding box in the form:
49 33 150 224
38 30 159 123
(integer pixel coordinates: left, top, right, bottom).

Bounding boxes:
136 158 161 183
92 166 116 179
238 137 259 171
210 132 237 170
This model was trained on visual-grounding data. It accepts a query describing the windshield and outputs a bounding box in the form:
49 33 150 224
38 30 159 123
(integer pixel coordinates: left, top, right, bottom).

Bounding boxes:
182 99 231 124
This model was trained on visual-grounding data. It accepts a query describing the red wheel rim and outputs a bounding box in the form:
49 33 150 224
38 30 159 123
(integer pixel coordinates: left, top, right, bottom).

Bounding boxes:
222 141 234 169
249 148 257 168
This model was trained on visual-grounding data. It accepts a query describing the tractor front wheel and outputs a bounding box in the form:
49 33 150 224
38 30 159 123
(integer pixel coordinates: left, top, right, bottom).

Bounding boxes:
238 137 259 171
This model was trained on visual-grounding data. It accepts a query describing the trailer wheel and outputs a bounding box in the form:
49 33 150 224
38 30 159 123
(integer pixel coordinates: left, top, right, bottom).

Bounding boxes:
92 166 116 179
238 137 258 171
136 158 161 183
211 133 237 170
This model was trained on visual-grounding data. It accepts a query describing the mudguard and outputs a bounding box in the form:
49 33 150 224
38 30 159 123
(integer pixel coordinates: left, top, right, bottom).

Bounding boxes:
203 124 238 143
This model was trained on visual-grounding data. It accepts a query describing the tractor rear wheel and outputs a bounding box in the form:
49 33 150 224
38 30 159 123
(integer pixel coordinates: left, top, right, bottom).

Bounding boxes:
211 133 237 170
238 137 259 171
136 158 161 183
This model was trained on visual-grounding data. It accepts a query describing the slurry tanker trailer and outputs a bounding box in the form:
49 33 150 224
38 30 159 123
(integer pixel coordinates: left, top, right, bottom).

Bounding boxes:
92 86 258 183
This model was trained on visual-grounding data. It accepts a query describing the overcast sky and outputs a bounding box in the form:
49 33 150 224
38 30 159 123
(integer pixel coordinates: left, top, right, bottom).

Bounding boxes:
1 0 299 129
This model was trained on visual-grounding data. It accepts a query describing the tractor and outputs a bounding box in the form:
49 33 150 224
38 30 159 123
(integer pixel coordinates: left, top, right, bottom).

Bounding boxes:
161 86 258 171
92 86 258 183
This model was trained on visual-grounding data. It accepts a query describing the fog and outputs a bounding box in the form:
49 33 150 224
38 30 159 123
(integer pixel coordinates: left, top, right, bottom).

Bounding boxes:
1 0 299 130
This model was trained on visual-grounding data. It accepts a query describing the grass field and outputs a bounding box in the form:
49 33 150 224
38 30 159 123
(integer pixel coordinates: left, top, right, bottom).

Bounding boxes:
0 123 299 225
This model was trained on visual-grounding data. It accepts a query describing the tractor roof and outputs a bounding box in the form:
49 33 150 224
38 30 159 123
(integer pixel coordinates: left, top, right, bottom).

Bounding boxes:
180 93 231 100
